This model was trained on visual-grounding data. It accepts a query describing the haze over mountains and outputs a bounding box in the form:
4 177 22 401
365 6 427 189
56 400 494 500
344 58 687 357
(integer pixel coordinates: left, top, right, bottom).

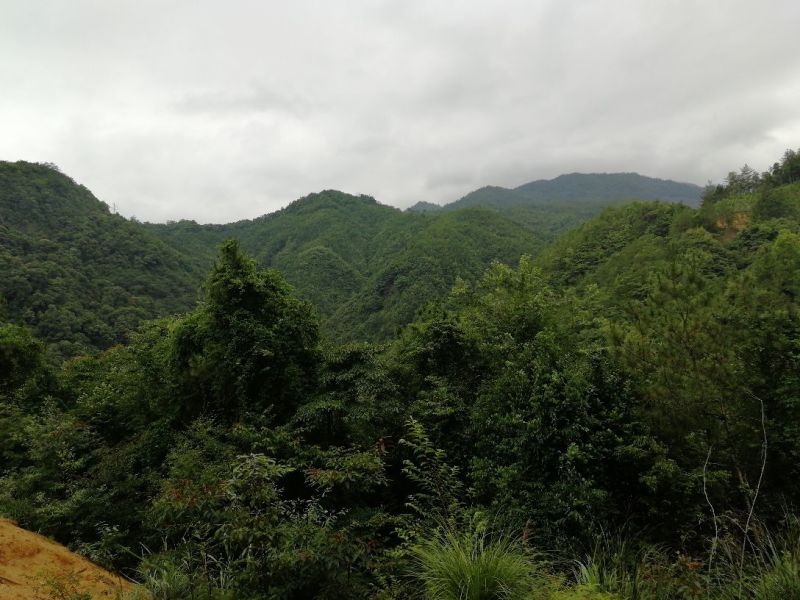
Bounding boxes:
0 161 701 356
408 172 702 212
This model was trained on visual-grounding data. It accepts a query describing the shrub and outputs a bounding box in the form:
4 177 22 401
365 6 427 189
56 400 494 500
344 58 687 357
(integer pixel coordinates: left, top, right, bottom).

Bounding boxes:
409 521 544 600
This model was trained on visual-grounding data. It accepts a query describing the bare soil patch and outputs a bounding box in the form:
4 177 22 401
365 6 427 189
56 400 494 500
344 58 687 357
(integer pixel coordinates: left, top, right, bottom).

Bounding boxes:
0 518 135 599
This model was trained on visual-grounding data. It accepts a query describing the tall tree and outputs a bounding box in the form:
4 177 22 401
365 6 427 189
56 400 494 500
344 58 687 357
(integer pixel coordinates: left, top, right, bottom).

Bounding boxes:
168 240 320 422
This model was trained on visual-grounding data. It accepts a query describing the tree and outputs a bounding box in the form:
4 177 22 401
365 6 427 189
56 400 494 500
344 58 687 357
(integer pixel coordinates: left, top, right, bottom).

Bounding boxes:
168 240 320 422
0 323 47 396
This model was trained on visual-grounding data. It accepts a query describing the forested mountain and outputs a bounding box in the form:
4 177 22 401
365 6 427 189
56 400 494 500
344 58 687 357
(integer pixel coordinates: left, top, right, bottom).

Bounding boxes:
139 173 701 343
146 194 546 341
0 168 545 355
408 172 703 242
405 200 443 213
0 161 204 358
2 149 800 598
7 164 676 356
410 172 703 212
0 163 703 357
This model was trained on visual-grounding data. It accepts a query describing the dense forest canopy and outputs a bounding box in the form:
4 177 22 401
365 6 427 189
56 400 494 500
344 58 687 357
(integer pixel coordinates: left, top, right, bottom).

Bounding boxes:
0 162 699 358
2 149 800 599
0 162 203 358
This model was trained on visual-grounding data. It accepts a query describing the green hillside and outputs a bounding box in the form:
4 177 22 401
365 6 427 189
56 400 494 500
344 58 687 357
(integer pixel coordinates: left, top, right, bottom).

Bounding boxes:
147 191 543 341
407 172 702 242
516 172 702 204
405 200 443 213
0 161 204 358
143 174 703 343
0 163 748 362
1 171 547 355
328 207 544 339
3 149 800 599
534 155 800 294
446 184 529 209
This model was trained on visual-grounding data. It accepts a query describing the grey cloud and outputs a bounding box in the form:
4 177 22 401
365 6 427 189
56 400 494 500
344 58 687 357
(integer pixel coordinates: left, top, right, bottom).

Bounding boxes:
0 0 798 223
424 169 479 192
174 86 311 118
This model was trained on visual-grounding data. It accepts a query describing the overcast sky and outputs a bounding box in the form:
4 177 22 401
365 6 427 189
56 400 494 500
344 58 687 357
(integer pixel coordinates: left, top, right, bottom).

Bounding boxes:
2 1 799 223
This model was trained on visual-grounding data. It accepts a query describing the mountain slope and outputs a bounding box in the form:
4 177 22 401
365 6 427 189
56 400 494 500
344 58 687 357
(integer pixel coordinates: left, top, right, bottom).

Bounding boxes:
327 207 544 339
407 172 702 243
535 176 800 298
148 191 544 341
513 172 702 206
1 165 702 356
1 169 547 353
0 162 204 357
409 172 703 213
0 519 134 599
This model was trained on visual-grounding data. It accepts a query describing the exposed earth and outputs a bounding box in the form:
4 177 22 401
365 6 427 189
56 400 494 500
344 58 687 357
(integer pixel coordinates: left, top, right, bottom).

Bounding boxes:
0 518 135 599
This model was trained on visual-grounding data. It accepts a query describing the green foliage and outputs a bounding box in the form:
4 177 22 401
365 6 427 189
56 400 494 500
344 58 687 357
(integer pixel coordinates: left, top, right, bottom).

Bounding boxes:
702 148 800 213
550 586 619 600
535 202 687 287
749 553 800 600
571 537 690 600
394 257 670 539
764 149 800 187
0 322 47 395
127 558 236 600
400 418 465 522
3 165 699 356
142 420 391 599
168 240 319 423
33 570 93 600
410 521 544 600
752 183 800 222
145 192 548 344
5 150 800 599
0 161 204 358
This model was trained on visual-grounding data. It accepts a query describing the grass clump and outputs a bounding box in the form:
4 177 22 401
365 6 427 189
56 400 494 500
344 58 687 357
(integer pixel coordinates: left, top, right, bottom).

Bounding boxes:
410 520 545 600
752 552 800 599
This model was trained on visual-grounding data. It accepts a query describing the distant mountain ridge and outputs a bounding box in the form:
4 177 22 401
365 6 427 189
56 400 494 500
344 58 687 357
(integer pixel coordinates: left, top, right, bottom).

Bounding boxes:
0 163 548 352
405 200 442 213
1 162 702 355
407 172 703 212
145 190 545 341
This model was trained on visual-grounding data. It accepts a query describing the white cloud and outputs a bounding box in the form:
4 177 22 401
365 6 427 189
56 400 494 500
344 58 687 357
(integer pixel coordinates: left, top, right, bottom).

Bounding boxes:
1 0 798 222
